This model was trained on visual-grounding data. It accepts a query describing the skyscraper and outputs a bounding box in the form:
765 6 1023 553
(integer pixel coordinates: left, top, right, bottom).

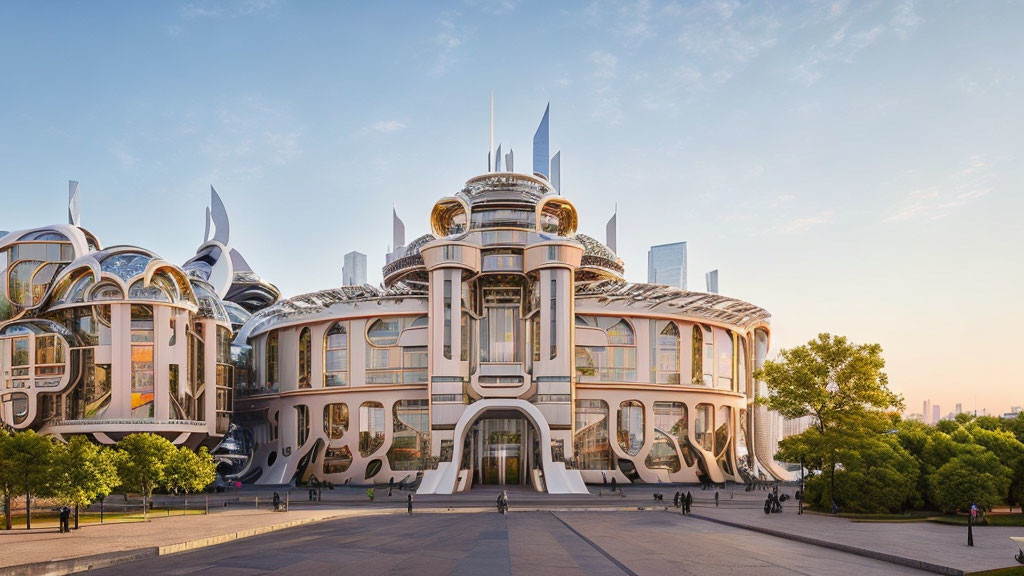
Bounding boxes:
705 269 719 293
932 404 941 423
647 242 687 289
343 251 367 286
533 103 549 179
923 399 930 424
955 403 963 416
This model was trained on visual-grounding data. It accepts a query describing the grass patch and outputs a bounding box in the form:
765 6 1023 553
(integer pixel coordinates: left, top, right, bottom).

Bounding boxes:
4 509 207 529
805 509 937 523
967 566 1024 575
929 514 1024 527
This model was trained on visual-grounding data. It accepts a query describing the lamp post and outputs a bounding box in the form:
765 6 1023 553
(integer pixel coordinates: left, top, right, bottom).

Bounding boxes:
968 502 976 547
799 456 804 515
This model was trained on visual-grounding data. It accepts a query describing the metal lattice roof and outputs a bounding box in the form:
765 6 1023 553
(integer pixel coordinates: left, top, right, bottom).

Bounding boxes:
575 280 770 329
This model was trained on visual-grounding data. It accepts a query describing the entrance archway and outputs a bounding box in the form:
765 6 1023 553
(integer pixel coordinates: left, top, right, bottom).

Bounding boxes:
417 399 588 495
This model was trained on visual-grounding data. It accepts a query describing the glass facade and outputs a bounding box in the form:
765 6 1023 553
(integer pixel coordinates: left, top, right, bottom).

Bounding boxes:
646 242 687 289
358 401 385 457
324 403 348 440
695 403 714 451
388 399 429 470
617 400 644 457
574 399 611 470
130 305 154 419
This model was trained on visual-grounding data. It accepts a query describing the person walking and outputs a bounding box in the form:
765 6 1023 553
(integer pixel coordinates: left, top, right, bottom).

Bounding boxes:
685 491 692 515
715 491 719 507
407 493 414 516
673 492 680 508
272 492 281 512
610 477 617 495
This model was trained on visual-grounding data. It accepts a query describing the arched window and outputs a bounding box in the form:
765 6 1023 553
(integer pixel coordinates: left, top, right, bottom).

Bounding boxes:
298 328 311 389
90 282 124 302
606 320 634 345
653 322 680 384
367 318 401 346
617 400 645 456
324 323 348 387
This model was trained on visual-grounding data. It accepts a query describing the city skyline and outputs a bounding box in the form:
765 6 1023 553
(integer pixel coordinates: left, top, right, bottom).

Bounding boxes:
0 2 1020 417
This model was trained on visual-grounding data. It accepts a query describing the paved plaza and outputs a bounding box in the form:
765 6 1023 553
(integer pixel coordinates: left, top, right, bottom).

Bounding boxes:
83 510 931 576
2 486 1022 575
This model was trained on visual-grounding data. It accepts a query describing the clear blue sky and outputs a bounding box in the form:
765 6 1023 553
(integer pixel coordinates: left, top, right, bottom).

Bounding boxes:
1 1 1021 416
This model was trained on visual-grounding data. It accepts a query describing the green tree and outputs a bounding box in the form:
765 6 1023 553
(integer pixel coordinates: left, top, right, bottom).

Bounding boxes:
929 451 1010 513
115 433 175 519
5 431 55 530
51 437 120 526
165 446 217 496
756 333 903 509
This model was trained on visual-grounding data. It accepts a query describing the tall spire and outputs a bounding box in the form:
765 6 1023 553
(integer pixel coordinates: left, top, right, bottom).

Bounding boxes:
532 103 550 179
393 206 405 251
210 186 230 244
550 151 561 194
606 204 617 253
67 180 81 226
495 143 503 172
489 90 494 172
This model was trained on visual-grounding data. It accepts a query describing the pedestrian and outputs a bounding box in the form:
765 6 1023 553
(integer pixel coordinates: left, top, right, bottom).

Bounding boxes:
715 491 719 507
272 492 281 512
611 477 617 494
407 493 413 515
673 492 680 508
502 490 509 513
59 506 70 533
389 477 395 494
685 491 692 515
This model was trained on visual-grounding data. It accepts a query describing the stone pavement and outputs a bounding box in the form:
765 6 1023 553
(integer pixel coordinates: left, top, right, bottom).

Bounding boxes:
683 488 1024 574
83 510 931 576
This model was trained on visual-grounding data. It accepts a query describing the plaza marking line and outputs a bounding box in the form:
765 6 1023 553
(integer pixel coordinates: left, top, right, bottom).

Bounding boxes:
550 511 639 576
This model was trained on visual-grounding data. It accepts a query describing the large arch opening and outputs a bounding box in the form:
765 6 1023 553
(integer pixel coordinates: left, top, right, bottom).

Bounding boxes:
465 411 540 487
419 399 587 495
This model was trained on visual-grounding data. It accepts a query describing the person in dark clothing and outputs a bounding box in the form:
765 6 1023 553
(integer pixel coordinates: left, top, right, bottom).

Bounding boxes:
610 477 617 494
59 507 70 533
673 492 680 507
407 493 413 515
715 491 719 507
685 491 692 515
273 492 281 512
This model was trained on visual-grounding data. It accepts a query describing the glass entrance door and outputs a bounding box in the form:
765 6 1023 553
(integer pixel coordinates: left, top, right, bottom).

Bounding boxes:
475 417 526 485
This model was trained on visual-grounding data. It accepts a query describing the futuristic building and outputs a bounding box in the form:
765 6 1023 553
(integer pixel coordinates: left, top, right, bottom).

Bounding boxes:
0 105 790 491
0 187 276 448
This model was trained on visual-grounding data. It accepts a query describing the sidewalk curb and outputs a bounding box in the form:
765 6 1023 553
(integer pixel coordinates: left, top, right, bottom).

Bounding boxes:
0 512 351 576
682 511 964 576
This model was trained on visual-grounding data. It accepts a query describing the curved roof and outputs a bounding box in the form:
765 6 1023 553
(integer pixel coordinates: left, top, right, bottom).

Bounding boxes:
575 280 770 330
573 233 625 279
44 245 199 309
239 282 428 341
